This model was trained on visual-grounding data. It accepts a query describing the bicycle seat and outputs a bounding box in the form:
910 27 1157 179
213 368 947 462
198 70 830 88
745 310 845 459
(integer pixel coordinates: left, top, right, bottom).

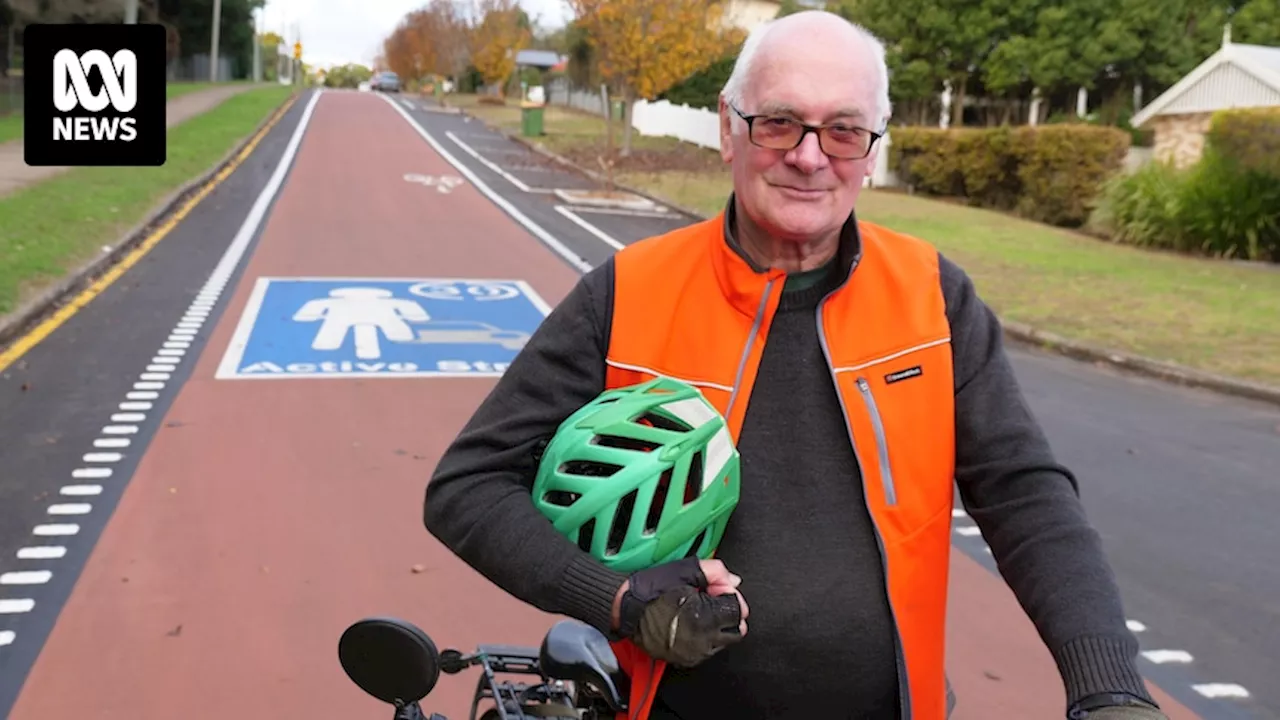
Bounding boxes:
538 620 628 712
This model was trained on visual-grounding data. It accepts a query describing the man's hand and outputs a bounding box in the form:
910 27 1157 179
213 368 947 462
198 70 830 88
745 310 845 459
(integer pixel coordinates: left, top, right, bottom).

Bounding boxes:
1077 708 1168 719
610 557 748 667
1068 693 1168 720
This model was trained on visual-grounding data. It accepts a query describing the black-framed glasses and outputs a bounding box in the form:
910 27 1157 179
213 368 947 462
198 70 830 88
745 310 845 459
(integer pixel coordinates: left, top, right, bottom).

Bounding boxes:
729 103 882 160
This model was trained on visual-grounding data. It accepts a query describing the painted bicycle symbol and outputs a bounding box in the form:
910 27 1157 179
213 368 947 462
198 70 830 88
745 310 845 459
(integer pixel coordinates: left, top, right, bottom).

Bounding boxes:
403 173 465 194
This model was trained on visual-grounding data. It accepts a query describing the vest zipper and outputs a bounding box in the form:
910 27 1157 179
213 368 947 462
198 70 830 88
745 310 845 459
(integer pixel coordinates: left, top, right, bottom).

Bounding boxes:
816 289 913 720
855 377 897 506
724 277 777 423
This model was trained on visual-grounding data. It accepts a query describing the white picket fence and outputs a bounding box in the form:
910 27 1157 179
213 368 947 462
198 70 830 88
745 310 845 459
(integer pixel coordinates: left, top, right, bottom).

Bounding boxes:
545 84 897 187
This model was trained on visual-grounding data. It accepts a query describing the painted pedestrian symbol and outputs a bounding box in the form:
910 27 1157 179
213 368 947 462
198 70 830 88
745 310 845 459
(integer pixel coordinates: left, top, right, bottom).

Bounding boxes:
216 277 553 379
403 173 465 194
292 287 429 360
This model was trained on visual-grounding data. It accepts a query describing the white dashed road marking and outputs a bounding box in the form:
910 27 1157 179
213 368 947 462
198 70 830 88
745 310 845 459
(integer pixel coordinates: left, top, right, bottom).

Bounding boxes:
948 507 1251 707
0 90 323 657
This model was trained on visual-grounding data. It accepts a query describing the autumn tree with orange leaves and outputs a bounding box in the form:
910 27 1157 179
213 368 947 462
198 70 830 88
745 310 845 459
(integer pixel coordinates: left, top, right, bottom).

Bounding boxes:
568 0 743 156
382 0 472 85
468 0 533 96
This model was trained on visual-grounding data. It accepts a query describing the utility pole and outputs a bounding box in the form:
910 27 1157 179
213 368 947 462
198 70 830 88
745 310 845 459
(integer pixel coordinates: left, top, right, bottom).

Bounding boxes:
124 0 138 24
210 0 223 82
252 8 262 83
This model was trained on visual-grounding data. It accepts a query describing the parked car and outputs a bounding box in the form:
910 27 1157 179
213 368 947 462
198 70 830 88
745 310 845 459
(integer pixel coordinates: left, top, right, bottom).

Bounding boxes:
369 71 401 93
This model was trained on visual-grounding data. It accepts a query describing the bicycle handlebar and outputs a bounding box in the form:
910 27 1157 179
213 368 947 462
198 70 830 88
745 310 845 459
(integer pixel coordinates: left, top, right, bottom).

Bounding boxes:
338 615 630 720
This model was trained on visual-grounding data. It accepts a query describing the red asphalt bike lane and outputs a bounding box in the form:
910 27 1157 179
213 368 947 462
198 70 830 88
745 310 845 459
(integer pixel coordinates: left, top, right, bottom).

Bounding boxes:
6 90 1204 720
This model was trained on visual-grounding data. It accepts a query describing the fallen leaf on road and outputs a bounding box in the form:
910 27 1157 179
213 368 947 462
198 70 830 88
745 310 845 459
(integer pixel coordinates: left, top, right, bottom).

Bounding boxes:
983 671 1001 681
166 624 183 637
20 382 29 392
411 564 426 574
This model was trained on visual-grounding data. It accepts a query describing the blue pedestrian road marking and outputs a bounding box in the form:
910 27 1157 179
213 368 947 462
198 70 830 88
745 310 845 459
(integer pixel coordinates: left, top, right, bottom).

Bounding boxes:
215 277 552 379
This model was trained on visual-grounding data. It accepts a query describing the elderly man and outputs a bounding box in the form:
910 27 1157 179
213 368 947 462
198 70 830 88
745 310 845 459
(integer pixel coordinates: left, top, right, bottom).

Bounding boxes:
424 10 1168 720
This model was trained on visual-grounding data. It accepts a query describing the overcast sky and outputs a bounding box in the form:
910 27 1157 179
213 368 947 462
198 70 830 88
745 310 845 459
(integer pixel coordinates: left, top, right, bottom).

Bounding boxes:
258 0 573 69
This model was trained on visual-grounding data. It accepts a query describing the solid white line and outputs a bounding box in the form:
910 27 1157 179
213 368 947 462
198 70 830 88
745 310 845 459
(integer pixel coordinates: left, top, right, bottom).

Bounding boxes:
17 546 66 559
445 130 537 192
1141 649 1193 664
205 91 323 298
61 485 103 496
0 631 14 645
379 95 593 274
554 205 626 250
0 599 35 613
48 504 92 515
72 468 111 479
95 438 130 448
1 571 52 585
33 524 79 536
1192 683 1250 698
83 452 123 462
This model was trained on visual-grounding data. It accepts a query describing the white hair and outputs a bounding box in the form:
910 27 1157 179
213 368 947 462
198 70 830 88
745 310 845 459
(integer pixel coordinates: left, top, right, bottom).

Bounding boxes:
721 11 892 132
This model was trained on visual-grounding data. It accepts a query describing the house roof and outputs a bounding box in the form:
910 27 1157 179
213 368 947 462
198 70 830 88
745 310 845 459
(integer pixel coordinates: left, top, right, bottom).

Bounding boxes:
515 49 565 69
1131 39 1280 127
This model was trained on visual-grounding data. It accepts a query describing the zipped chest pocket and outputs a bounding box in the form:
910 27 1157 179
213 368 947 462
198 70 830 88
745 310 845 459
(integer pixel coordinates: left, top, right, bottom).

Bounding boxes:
834 338 956 533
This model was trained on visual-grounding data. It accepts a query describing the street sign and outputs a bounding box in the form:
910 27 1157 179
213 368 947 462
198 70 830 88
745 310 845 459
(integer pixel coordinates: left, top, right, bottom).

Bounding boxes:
215 277 552 379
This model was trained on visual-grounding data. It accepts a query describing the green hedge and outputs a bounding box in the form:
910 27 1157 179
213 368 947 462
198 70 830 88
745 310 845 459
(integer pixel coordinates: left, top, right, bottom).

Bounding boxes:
1090 107 1280 263
888 124 1131 227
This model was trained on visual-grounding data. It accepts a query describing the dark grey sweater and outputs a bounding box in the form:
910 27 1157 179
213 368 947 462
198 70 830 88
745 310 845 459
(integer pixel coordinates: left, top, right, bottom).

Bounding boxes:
423 202 1153 718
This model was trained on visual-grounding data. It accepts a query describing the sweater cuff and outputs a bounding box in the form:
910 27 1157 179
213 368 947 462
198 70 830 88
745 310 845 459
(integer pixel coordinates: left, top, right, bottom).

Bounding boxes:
1053 635 1155 707
557 555 628 635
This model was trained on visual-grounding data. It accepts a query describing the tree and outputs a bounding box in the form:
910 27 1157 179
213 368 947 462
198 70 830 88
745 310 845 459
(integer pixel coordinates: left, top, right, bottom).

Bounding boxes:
567 0 743 156
468 0 533 95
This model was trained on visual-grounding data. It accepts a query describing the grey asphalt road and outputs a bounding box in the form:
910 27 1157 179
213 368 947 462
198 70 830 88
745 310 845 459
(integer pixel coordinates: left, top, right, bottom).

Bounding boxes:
396 94 1280 720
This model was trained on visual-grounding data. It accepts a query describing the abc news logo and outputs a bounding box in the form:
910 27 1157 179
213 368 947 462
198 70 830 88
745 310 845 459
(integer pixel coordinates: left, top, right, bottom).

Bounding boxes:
53 49 140 142
24 24 166 167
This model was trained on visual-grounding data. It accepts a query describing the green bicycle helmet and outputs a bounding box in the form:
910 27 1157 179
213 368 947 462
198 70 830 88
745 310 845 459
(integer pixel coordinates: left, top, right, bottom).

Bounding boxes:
532 376 742 574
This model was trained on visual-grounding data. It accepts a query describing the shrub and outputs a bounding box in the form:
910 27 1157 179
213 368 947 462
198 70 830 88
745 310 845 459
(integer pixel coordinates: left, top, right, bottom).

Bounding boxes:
1090 107 1280 262
888 123 1130 227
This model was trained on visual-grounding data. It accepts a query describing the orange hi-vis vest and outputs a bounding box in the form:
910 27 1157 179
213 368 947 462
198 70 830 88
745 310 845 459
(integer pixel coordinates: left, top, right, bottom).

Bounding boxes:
602 211 957 720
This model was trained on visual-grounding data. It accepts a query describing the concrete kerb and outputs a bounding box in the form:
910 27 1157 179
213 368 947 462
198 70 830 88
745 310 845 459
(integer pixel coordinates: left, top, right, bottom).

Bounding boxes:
449 104 1280 409
0 90 302 354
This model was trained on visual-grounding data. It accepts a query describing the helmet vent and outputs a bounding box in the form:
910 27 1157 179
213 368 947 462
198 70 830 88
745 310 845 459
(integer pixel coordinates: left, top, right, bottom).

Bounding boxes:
644 469 674 534
593 434 660 452
635 411 690 432
684 451 704 505
577 519 596 553
685 528 708 559
559 460 624 477
607 490 639 556
542 490 580 507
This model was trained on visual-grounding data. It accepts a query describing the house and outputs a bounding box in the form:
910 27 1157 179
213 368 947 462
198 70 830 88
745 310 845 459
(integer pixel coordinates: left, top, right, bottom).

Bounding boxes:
1130 28 1280 168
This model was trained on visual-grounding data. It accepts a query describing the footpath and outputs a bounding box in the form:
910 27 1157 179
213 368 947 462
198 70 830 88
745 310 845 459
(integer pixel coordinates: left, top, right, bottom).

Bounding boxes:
0 84 262 199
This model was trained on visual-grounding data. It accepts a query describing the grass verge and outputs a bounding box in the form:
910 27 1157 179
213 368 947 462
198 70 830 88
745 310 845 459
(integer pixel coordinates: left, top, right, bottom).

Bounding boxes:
0 85 295 317
0 81 248 143
451 93 1280 386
